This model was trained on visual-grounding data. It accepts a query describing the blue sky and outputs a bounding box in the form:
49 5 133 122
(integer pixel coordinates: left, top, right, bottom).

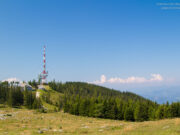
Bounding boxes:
0 0 180 91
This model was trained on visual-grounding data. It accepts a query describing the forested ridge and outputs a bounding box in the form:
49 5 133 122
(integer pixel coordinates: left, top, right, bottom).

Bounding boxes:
49 81 180 121
1 81 180 122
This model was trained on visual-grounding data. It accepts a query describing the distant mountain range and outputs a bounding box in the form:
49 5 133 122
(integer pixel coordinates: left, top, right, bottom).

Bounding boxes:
127 86 180 104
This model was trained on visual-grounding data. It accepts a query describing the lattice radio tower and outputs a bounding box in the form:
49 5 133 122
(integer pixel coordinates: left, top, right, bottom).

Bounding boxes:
39 45 48 84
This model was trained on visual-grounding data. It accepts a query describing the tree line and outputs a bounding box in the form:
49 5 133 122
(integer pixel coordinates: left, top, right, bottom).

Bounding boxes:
0 81 42 109
1 80 180 122
49 81 180 121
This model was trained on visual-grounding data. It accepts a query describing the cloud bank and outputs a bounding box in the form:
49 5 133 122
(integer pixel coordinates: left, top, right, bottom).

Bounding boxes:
92 74 163 84
2 78 22 83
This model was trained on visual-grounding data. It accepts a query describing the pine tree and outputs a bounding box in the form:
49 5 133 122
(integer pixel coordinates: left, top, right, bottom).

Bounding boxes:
8 89 13 107
148 105 156 120
156 105 164 119
116 101 124 120
134 102 148 121
93 103 103 118
124 106 134 121
32 98 42 109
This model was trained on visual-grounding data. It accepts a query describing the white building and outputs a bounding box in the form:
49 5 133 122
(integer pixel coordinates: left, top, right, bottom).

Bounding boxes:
2 78 34 91
38 85 46 90
19 82 34 91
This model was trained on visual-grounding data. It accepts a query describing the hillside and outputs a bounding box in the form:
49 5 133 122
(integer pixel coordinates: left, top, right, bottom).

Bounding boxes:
49 81 150 101
0 107 180 135
37 82 150 112
47 82 158 121
1 81 180 122
36 85 63 112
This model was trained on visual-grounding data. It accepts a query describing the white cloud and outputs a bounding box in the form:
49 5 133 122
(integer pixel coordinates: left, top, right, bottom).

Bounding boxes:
93 75 106 84
150 74 163 81
2 78 22 83
108 76 147 83
92 74 164 84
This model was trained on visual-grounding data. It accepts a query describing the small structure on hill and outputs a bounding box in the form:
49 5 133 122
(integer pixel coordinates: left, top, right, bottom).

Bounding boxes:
38 85 46 90
2 78 34 91
19 82 34 91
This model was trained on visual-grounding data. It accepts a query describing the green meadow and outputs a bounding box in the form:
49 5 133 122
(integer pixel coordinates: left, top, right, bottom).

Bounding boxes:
0 107 180 135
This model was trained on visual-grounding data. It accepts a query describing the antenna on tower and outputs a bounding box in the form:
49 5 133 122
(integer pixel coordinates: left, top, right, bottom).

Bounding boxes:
39 45 48 84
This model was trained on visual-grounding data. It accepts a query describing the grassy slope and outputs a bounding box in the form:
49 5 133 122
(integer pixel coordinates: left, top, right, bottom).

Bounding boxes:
0 85 178 134
0 107 180 135
36 85 63 111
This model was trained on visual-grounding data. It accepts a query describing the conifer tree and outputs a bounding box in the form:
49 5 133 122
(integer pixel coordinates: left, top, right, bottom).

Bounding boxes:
134 102 148 121
124 106 134 121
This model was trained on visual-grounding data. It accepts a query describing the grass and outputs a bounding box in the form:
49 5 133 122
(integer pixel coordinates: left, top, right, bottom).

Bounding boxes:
36 86 63 111
0 107 180 135
1 86 179 135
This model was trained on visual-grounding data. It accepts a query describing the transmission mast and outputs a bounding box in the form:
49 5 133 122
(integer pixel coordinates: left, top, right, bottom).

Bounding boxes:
39 45 48 84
